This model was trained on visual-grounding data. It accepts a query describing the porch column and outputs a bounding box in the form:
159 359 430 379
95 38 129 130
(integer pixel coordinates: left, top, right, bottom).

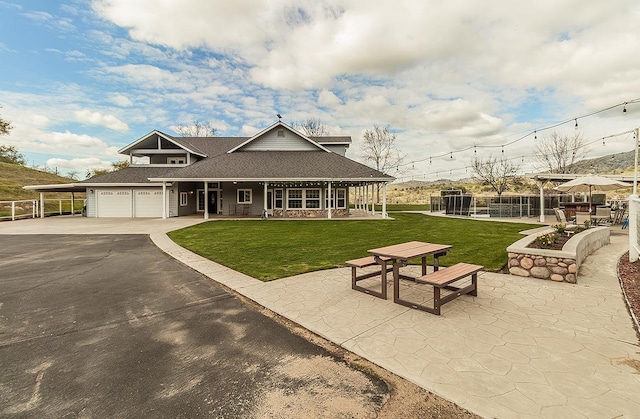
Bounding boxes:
382 183 387 218
327 181 332 219
538 180 545 223
263 182 268 218
371 183 376 215
40 192 44 218
71 192 75 216
204 181 209 220
364 183 369 214
162 182 167 219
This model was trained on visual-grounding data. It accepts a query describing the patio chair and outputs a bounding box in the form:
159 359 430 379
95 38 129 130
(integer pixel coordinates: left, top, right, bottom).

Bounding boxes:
575 212 591 226
554 208 575 225
595 207 612 226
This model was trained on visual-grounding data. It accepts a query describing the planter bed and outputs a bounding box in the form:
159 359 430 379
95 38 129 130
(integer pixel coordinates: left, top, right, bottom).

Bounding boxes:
506 226 610 283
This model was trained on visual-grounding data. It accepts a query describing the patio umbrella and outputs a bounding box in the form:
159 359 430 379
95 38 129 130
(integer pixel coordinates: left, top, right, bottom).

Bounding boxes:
555 174 632 214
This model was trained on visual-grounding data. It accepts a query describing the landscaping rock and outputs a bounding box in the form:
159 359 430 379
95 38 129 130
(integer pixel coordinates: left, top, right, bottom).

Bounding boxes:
550 274 565 282
509 267 530 277
534 258 547 266
530 267 550 279
520 257 534 269
568 264 577 274
565 273 577 283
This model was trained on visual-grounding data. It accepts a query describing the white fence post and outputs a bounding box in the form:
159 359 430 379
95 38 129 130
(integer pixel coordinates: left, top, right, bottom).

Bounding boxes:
630 195 639 262
11 201 15 221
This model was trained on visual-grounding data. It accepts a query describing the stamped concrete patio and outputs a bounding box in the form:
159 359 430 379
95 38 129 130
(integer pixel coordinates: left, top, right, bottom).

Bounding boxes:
154 228 640 418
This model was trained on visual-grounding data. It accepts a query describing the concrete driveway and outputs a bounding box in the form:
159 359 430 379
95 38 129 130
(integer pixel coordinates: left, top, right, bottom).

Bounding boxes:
0 234 387 418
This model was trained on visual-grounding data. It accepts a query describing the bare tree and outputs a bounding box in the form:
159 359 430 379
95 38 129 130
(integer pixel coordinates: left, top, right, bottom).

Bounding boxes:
174 120 217 137
292 118 329 137
536 131 589 173
361 125 405 175
471 156 520 197
361 125 405 202
0 105 12 136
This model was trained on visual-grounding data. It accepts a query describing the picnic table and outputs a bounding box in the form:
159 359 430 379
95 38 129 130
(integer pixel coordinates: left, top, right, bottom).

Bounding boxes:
367 241 482 315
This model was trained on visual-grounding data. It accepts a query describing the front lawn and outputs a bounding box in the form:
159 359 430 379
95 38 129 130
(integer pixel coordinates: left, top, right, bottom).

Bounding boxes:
168 213 538 281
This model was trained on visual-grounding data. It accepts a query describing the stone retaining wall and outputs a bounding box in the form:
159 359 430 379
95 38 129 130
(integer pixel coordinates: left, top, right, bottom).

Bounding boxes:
506 226 610 283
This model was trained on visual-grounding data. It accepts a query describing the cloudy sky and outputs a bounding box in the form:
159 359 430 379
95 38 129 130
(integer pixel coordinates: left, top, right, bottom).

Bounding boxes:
1 0 639 180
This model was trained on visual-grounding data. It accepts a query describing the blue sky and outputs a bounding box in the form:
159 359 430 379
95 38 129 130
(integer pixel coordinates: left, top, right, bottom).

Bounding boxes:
1 0 639 180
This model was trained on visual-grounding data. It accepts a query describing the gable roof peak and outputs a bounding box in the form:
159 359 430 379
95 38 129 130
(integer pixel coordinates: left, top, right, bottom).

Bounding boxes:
227 121 331 153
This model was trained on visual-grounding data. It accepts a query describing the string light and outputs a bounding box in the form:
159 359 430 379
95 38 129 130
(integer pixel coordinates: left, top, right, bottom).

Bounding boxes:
534 130 537 140
623 102 627 113
574 118 578 130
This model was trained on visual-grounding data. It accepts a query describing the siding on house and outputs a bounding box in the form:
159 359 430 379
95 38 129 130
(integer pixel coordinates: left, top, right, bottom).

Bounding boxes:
240 129 319 152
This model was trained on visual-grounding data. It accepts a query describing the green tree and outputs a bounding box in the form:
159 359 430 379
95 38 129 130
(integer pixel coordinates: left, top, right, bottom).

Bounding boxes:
0 145 26 165
86 160 130 179
0 105 12 136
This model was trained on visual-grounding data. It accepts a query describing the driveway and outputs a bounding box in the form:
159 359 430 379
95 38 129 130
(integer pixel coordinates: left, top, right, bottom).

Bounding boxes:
0 234 386 418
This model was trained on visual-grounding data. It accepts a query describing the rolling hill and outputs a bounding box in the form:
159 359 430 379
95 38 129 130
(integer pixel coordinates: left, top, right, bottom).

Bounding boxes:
0 162 78 201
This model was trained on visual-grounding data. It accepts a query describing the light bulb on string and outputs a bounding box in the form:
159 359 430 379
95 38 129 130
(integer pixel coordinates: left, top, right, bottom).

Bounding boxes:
412 161 415 169
602 138 605 146
429 157 432 165
574 119 578 130
450 152 453 159
501 146 504 155
623 102 627 113
534 130 537 140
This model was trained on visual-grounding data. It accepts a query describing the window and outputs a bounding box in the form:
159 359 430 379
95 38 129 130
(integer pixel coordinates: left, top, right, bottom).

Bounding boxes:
305 189 320 208
325 188 347 209
275 189 283 209
167 157 186 164
287 189 303 209
180 192 188 206
287 188 322 210
237 189 252 204
277 130 285 137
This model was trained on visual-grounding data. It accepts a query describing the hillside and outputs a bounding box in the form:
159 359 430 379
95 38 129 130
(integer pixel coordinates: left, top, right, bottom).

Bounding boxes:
569 149 636 174
0 162 77 201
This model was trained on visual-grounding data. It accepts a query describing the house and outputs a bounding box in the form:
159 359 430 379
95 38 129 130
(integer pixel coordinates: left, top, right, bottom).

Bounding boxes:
25 121 394 219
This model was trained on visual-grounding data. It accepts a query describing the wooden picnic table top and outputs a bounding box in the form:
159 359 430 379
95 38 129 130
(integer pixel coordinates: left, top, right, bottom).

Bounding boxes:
367 241 452 261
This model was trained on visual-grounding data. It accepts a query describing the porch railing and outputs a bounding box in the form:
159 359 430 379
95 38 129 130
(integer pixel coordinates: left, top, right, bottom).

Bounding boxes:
0 199 85 221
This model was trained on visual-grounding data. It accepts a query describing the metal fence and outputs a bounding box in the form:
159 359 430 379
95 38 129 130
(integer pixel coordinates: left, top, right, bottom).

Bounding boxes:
429 194 569 218
0 199 84 221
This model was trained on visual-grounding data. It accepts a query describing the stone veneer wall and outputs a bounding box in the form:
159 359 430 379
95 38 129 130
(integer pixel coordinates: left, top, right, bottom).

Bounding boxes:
508 253 578 283
506 226 610 283
271 209 349 218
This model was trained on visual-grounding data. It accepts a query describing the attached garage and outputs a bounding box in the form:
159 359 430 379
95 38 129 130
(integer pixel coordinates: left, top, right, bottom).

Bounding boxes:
134 189 164 217
97 189 132 217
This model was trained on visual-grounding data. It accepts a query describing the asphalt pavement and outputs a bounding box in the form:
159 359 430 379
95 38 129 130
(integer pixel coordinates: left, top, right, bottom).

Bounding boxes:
0 234 387 418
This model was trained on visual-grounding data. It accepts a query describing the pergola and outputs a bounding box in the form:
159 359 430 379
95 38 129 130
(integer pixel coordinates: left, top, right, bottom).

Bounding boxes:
528 173 636 222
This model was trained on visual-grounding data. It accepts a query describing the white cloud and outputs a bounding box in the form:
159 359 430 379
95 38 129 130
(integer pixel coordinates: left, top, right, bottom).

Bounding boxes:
46 157 112 172
74 109 129 131
108 94 133 107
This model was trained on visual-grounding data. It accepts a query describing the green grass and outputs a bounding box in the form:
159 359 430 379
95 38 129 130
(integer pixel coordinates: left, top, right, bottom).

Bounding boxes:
168 213 538 281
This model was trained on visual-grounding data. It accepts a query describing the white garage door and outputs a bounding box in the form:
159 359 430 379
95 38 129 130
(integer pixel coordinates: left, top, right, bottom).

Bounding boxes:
134 189 163 217
97 189 132 217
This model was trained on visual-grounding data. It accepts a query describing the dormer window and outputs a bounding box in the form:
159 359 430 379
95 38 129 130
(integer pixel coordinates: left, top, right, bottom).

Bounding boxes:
277 130 285 137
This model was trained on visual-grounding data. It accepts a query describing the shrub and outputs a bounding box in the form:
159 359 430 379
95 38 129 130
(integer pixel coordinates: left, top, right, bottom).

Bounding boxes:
535 232 559 248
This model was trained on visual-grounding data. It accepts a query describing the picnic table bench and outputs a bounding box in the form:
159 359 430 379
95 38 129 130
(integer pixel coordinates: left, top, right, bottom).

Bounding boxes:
345 255 393 299
409 262 483 315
